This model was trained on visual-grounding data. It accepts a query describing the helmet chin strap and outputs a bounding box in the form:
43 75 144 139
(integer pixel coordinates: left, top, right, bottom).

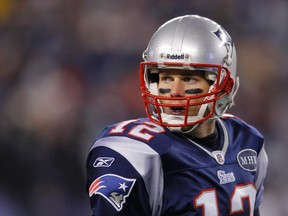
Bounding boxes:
168 123 199 133
164 102 209 133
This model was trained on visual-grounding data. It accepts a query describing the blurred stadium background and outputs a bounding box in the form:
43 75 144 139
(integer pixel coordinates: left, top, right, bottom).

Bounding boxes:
0 0 287 215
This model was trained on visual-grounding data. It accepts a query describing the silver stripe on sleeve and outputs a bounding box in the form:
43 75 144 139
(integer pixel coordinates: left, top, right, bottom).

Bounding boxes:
254 143 268 207
90 136 163 216
255 144 268 189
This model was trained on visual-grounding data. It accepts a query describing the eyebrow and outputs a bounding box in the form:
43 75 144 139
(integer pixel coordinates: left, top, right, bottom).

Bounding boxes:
159 70 205 76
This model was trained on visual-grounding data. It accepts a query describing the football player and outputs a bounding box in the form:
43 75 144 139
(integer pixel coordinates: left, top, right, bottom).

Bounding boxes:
86 15 268 216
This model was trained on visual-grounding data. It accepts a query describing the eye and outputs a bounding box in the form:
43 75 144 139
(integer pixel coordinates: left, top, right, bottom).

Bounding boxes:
160 75 173 83
183 76 197 84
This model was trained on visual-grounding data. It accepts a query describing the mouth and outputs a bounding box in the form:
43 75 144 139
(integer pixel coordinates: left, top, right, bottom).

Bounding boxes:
169 106 185 115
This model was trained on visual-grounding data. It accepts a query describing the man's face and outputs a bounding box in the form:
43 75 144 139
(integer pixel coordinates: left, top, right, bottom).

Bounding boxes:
158 69 211 117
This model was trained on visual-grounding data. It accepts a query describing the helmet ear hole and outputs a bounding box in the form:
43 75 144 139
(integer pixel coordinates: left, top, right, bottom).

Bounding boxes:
205 71 217 81
147 70 159 83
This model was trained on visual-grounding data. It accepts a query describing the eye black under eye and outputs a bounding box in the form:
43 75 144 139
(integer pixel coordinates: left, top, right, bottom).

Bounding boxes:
185 88 203 94
159 88 203 94
159 88 171 94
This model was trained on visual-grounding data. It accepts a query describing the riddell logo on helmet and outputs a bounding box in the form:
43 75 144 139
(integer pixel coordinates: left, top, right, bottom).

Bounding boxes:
166 54 185 60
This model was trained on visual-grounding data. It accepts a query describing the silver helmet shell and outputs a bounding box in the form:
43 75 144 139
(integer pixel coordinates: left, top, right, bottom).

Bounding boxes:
140 15 239 127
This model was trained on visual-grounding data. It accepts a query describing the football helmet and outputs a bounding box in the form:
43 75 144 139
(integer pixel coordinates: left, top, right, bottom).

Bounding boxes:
140 15 239 130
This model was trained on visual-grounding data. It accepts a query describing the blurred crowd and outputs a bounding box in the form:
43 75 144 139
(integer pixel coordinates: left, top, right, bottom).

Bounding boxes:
0 0 287 215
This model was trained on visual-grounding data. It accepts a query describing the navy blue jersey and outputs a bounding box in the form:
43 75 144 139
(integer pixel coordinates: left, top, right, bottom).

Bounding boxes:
86 115 268 216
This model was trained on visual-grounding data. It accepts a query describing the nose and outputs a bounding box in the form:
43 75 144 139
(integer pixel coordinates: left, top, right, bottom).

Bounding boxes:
170 80 185 97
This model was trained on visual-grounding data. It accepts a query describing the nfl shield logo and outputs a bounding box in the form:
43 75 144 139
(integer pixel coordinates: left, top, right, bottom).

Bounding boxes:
212 151 225 165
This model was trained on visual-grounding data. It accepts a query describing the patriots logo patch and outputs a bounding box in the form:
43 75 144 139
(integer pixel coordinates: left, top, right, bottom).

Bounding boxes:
89 174 136 211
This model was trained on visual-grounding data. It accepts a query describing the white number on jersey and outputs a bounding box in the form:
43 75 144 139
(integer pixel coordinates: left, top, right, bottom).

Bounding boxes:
109 120 165 141
194 183 257 216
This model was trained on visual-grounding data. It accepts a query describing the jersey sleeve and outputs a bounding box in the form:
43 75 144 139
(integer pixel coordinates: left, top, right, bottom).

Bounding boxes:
86 136 163 216
254 143 268 209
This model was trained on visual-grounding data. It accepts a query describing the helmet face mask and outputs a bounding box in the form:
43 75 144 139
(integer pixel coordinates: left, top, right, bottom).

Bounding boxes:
140 62 234 127
139 15 239 128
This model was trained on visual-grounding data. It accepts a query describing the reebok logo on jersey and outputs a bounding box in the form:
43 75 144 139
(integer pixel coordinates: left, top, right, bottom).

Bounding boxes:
217 170 235 184
237 149 257 171
93 157 115 167
89 174 136 211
